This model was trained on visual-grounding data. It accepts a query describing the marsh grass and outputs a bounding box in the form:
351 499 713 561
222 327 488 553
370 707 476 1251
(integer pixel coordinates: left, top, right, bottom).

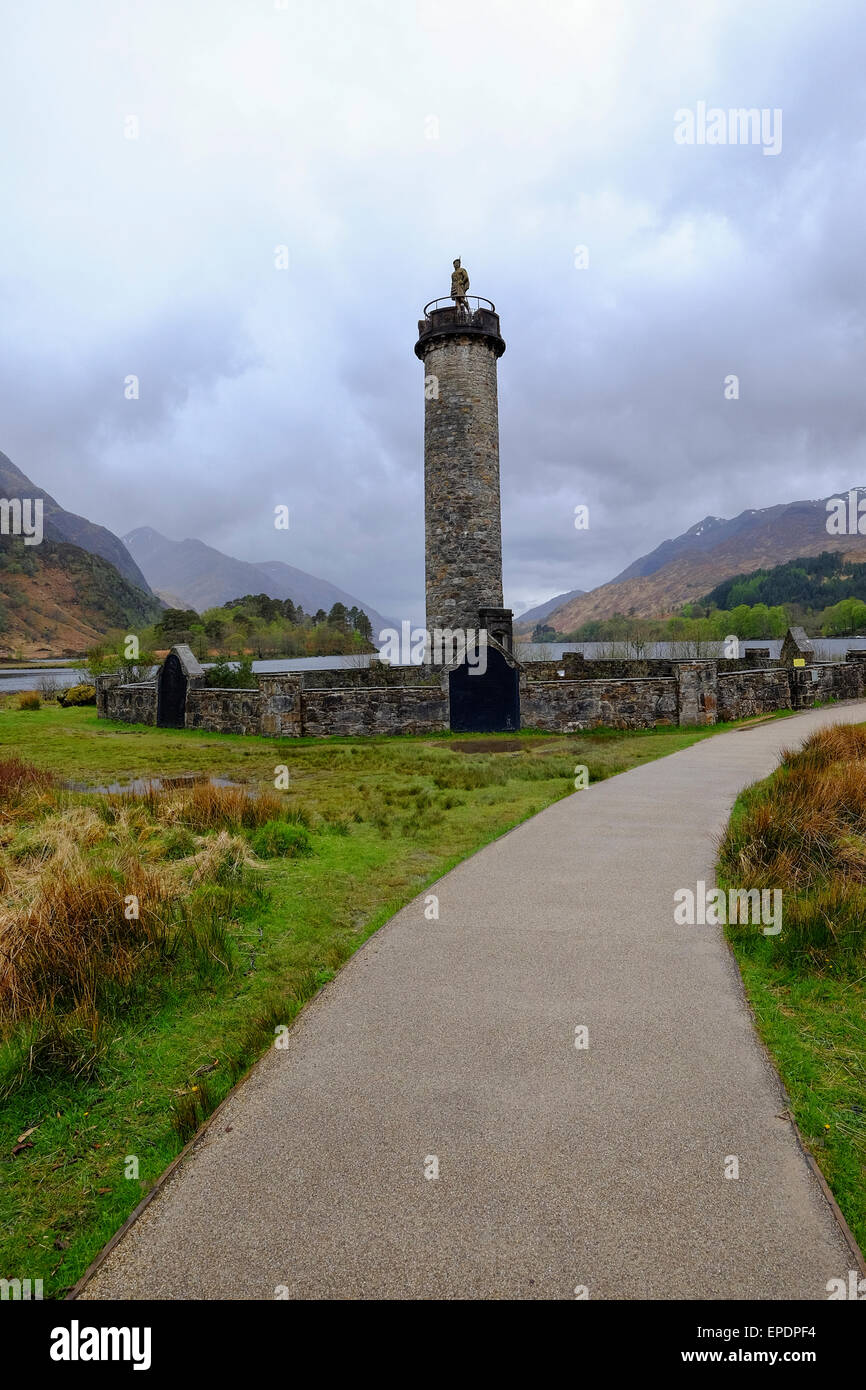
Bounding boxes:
719 722 866 972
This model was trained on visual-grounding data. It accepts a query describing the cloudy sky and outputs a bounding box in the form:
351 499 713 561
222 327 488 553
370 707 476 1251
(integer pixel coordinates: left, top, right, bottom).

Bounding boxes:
2 0 865 625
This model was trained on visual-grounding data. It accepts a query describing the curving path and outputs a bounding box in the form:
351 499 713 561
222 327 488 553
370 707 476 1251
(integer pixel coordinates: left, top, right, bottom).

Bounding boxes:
79 703 866 1300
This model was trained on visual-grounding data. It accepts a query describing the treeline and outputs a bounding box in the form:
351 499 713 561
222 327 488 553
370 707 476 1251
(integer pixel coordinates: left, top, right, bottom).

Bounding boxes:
536 605 791 647
149 592 375 660
702 552 866 613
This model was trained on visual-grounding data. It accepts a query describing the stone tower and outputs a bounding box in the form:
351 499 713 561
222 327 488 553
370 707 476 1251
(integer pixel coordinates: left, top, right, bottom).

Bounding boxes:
415 285 512 649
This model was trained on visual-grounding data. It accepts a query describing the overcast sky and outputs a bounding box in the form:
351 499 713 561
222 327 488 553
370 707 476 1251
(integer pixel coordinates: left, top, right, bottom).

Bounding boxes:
2 0 865 625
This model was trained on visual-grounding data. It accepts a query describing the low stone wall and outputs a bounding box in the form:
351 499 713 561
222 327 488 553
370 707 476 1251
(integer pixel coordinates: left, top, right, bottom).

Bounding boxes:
790 662 866 710
717 669 792 721
102 682 158 725
521 677 677 732
185 687 261 735
95 647 866 739
300 685 448 738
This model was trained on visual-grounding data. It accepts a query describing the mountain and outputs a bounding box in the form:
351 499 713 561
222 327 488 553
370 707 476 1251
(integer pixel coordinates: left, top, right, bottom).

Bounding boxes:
546 491 866 632
515 588 586 629
0 451 151 593
0 536 162 658
123 527 395 640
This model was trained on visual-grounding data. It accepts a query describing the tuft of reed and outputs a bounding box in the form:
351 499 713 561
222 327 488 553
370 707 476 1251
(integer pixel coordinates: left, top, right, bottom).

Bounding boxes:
719 722 866 973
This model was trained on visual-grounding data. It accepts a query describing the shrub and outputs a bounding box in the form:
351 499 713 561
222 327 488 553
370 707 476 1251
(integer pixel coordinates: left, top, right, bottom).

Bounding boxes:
58 682 97 707
249 820 313 859
205 656 257 689
17 691 40 710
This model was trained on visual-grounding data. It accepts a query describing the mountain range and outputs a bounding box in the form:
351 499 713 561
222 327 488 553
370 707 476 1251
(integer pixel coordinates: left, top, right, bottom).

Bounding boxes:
542 492 866 633
123 527 395 638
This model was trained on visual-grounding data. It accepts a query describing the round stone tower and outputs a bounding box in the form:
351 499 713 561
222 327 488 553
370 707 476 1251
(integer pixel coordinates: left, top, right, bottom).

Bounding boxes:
415 289 511 645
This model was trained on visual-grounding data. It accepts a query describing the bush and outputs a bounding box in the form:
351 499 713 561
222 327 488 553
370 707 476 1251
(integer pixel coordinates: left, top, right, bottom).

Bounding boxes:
58 682 97 707
205 656 257 689
249 820 313 859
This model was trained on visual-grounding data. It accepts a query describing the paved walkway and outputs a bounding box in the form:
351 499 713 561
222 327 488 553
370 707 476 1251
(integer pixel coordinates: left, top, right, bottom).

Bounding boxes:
80 704 866 1300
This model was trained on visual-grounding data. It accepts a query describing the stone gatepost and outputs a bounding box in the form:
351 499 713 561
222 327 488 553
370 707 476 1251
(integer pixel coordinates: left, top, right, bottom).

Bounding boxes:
259 673 303 737
677 661 718 726
94 672 122 718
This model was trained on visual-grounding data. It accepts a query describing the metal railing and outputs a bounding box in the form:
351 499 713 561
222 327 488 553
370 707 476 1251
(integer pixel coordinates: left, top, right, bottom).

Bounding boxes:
421 295 496 317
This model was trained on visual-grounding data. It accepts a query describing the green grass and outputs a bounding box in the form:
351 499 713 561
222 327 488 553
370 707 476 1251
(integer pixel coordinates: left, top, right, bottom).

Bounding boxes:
0 703 783 1296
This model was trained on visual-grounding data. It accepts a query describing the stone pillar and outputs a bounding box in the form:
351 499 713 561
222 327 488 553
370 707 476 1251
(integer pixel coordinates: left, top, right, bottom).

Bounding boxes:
415 300 508 635
677 661 718 726
258 673 303 737
94 672 122 718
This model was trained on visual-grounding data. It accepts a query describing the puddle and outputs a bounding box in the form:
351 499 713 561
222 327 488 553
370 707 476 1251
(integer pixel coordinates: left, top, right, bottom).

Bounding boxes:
62 774 242 795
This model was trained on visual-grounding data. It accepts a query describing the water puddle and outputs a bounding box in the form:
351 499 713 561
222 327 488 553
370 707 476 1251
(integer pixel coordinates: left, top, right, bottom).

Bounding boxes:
62 773 242 795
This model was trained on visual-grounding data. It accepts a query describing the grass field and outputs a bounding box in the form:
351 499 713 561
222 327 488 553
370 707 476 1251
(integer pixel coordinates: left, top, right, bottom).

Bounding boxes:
718 722 866 1253
0 704 735 1298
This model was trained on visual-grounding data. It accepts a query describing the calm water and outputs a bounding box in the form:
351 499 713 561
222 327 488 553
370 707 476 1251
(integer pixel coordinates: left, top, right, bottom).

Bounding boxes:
3 638 866 694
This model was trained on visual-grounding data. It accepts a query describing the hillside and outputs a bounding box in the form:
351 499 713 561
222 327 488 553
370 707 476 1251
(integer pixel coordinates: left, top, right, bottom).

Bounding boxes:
0 536 162 658
547 491 866 631
514 587 586 629
0 451 151 592
124 527 394 640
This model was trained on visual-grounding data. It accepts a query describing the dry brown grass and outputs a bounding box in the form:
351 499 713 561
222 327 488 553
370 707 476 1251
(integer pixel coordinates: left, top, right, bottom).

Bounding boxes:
0 862 180 1024
102 782 287 833
0 760 267 1041
719 722 866 969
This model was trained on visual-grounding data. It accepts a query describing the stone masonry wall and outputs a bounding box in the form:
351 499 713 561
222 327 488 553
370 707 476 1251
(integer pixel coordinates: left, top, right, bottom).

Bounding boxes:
789 662 866 710
102 682 158 725
717 669 792 721
259 673 303 737
421 334 504 632
185 687 261 735
300 685 448 738
521 677 677 732
677 662 718 726
97 651 866 738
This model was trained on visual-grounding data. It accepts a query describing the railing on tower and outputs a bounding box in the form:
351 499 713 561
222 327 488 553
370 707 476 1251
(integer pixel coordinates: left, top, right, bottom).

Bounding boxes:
421 295 496 318
415 295 505 359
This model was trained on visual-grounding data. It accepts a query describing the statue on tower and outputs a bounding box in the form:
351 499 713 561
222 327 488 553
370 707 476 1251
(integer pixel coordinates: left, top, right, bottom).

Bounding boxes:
450 257 470 314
